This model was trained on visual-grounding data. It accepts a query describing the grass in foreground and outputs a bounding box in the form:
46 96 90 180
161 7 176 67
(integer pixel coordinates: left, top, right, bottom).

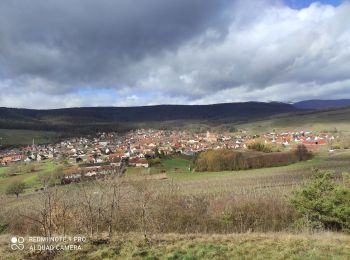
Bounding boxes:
0 232 349 260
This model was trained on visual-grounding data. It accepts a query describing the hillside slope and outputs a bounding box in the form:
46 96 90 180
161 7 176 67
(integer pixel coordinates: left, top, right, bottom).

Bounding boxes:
294 99 350 109
0 102 298 132
239 106 350 134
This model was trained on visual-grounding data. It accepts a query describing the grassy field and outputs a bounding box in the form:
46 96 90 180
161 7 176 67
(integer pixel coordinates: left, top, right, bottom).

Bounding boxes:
0 167 7 177
0 129 63 147
162 158 191 172
1 232 349 259
0 160 62 193
125 157 191 176
123 150 350 196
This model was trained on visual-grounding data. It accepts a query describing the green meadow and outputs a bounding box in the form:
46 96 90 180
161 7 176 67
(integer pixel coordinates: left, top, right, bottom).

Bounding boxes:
0 160 62 193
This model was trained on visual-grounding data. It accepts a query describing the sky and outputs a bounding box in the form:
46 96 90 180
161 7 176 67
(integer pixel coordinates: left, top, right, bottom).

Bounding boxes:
0 0 349 108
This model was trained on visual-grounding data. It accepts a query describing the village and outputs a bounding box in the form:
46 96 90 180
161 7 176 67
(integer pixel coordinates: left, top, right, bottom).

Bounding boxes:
0 129 333 170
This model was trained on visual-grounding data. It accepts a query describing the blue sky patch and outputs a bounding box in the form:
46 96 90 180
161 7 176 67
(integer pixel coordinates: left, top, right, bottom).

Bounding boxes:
285 0 343 9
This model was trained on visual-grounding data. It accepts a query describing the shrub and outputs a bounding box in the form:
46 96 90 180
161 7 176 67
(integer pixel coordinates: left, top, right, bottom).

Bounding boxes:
5 164 21 176
290 169 350 232
24 164 38 173
218 196 297 232
6 180 26 198
247 141 272 153
332 144 341 150
148 157 161 166
294 144 313 161
0 222 8 234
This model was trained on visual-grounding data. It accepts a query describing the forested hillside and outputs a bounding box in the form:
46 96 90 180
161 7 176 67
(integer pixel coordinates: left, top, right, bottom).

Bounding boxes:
0 102 298 132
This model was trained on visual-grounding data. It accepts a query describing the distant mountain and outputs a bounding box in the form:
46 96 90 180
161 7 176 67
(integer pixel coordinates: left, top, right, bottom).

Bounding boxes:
293 99 350 110
0 102 298 132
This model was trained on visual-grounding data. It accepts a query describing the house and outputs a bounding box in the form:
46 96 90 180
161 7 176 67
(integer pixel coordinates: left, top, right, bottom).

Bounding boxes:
128 158 149 168
62 165 115 183
302 139 326 145
109 152 124 162
1 154 23 165
24 157 32 163
206 131 218 143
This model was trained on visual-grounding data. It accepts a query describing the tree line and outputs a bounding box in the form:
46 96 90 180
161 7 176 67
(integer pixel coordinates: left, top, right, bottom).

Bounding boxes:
192 145 312 172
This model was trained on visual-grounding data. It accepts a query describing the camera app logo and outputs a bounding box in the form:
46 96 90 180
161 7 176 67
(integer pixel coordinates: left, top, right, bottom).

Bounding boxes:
10 236 24 250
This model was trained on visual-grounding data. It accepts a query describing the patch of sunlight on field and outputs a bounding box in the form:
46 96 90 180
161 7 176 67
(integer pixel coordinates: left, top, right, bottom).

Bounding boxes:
0 160 63 193
0 167 7 177
162 158 191 172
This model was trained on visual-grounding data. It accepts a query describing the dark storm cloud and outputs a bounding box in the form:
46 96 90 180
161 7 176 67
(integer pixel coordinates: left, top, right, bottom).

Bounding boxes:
0 0 232 92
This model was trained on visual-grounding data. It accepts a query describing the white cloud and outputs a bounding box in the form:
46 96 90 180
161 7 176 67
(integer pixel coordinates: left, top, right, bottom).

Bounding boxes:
127 2 350 105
